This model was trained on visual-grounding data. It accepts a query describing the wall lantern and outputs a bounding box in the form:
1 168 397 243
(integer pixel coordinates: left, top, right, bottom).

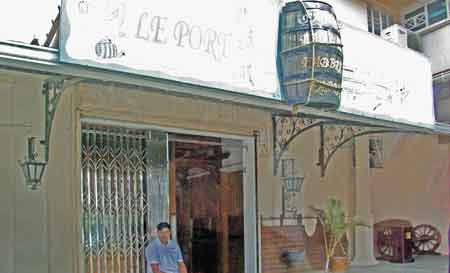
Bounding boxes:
283 176 304 193
18 137 47 190
278 0 344 109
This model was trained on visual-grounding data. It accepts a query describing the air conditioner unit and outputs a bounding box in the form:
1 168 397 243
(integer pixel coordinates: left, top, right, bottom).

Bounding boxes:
382 24 408 48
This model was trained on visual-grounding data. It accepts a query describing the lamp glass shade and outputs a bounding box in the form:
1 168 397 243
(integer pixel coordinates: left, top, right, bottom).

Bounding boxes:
19 159 46 190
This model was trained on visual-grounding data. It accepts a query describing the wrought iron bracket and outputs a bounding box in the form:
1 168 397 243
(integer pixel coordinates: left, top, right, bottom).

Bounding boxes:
40 77 84 162
316 124 423 177
273 114 426 177
273 114 327 175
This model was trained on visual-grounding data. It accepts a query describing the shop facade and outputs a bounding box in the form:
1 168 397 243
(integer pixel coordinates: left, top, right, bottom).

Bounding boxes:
1 1 449 273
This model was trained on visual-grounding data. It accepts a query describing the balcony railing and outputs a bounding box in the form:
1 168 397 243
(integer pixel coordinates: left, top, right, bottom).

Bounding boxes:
402 0 450 32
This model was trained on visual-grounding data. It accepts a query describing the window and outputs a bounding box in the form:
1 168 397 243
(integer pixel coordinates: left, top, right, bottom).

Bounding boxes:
373 9 381 35
367 6 394 35
369 138 384 169
428 0 448 24
433 73 450 121
434 75 450 100
367 6 373 33
382 14 390 29
403 0 449 31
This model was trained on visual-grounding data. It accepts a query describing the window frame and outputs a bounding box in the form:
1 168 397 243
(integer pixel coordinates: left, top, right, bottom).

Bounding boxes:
427 0 449 25
367 5 394 35
433 72 450 122
434 71 450 98
369 137 384 169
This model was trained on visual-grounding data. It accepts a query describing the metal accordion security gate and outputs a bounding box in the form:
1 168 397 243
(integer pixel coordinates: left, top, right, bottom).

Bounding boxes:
81 123 169 273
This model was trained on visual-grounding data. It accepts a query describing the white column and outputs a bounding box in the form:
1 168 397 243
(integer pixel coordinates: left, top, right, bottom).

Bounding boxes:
351 136 378 266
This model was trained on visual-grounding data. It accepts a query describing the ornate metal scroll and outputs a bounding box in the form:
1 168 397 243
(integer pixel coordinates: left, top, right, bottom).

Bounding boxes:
41 77 84 161
41 79 65 161
317 124 422 177
273 113 425 177
273 114 324 174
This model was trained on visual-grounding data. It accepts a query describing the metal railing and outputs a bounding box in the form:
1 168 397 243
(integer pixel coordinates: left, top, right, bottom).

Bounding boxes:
81 124 154 273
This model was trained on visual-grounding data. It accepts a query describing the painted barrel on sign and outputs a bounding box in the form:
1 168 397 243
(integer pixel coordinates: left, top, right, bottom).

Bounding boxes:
95 38 125 59
278 1 343 109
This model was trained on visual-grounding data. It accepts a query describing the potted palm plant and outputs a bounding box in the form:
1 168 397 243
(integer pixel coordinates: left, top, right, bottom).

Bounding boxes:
310 197 366 273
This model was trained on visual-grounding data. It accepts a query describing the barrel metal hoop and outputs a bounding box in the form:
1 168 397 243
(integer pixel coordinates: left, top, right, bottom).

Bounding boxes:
281 43 343 55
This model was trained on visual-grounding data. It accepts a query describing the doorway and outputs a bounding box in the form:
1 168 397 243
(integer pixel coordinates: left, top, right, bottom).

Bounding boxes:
169 134 246 273
80 118 257 273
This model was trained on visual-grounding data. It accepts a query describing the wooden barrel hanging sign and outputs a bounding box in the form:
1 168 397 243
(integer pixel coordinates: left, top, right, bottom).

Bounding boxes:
278 1 343 109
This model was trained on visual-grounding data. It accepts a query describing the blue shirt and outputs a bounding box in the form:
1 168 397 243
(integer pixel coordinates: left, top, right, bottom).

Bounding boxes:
145 238 183 273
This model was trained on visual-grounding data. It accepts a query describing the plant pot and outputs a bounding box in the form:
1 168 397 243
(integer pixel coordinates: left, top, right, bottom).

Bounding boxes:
330 256 349 272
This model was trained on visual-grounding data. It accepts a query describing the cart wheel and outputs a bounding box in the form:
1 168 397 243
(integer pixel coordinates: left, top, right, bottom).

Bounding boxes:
412 224 441 255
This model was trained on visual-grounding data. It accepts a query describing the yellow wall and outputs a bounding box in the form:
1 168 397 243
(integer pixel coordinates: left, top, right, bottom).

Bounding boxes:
282 127 354 217
370 134 450 254
0 71 48 273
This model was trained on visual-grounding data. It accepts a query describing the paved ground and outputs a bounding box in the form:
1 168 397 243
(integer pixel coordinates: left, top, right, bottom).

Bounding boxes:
347 255 448 273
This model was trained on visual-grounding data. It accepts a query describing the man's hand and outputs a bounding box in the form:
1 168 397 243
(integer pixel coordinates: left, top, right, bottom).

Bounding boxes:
178 261 188 273
151 263 162 273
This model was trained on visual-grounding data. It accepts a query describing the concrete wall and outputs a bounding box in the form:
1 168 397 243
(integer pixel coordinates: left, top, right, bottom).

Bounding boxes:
328 0 368 31
422 24 450 74
370 134 450 254
327 0 406 31
287 127 354 217
0 71 48 273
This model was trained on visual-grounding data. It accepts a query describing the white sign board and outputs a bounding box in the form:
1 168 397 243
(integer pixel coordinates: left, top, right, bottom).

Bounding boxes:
61 0 435 126
338 24 435 126
60 0 281 99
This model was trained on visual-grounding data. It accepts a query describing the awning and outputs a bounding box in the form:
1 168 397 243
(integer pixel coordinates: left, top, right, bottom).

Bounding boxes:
0 39 449 137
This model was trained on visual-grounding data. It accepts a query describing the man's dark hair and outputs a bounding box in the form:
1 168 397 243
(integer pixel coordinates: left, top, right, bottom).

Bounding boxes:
157 222 171 231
